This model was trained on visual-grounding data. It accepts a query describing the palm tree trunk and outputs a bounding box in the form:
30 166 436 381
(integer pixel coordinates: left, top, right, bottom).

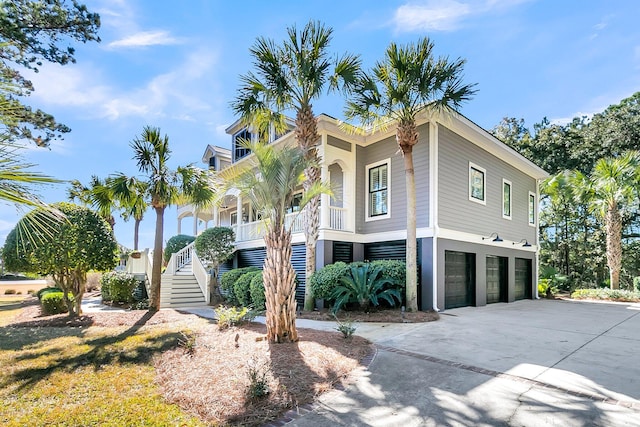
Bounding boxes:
403 148 418 311
295 104 321 312
263 225 298 343
397 121 419 312
150 206 165 310
606 205 622 290
303 169 320 311
133 218 141 250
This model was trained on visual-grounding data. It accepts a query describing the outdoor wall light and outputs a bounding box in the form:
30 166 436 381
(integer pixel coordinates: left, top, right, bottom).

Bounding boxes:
482 232 503 242
513 239 532 247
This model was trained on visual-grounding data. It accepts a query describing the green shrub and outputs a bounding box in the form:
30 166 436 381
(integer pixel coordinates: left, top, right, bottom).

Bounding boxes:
3 289 16 295
634 277 640 292
37 287 63 300
220 267 259 305
100 271 138 303
308 262 349 300
331 264 402 313
571 288 640 302
164 234 196 263
41 292 68 315
234 270 261 307
249 272 265 309
370 260 406 288
216 306 251 329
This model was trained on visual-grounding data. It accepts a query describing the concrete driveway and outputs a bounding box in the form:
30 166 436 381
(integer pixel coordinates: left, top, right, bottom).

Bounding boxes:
286 299 640 426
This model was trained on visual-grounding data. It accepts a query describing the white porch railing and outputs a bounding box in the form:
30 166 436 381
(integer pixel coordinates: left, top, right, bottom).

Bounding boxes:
232 212 305 242
329 206 347 231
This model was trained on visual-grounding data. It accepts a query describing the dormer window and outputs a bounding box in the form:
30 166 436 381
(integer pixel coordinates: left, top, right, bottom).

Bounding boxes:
233 129 253 162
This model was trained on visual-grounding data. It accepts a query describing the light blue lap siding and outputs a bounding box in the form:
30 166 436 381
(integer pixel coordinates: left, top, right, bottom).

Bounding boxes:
355 125 430 234
437 125 537 242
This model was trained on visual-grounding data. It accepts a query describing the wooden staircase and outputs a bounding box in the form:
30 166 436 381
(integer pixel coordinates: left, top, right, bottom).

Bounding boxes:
160 261 207 308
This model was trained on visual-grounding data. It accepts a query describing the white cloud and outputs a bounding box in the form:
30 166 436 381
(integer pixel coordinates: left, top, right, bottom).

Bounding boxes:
394 0 471 32
108 30 183 48
550 112 595 126
391 0 530 33
28 49 219 123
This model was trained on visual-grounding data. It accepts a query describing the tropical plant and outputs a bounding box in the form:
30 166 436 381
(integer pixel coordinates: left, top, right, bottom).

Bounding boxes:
588 151 640 289
345 37 476 311
131 126 215 310
233 20 361 311
108 174 149 250
330 263 402 314
2 202 118 317
215 140 328 342
68 176 116 228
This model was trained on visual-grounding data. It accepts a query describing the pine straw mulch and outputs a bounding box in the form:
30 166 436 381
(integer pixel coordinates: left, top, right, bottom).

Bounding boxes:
6 298 374 426
298 307 440 323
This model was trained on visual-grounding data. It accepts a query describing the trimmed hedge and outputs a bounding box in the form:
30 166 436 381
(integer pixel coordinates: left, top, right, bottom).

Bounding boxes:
37 287 63 300
220 267 259 305
234 270 261 307
101 271 138 303
249 272 265 309
41 292 68 315
571 288 640 302
308 262 349 300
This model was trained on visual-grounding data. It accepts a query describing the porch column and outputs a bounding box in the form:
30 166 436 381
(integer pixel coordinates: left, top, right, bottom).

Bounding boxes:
320 164 330 229
192 210 198 236
213 206 219 227
177 218 182 234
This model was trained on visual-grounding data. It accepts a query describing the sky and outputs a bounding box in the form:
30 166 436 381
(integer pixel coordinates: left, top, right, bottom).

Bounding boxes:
2 0 640 252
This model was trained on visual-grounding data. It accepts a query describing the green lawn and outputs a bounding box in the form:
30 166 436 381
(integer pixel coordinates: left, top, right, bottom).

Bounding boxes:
0 317 206 426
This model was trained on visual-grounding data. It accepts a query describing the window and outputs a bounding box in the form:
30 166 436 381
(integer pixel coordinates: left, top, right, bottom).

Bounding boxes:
233 129 253 162
528 192 536 226
502 179 512 219
469 162 486 204
366 159 390 220
230 212 238 226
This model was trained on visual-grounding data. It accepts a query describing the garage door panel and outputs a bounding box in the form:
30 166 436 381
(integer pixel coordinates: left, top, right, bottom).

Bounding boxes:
445 251 475 309
515 258 532 300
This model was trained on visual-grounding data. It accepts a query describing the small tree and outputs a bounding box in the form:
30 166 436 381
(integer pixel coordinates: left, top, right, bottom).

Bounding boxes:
194 227 235 302
2 202 118 317
164 234 195 264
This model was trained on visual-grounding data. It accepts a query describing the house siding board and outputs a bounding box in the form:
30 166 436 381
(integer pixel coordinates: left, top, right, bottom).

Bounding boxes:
327 135 352 152
355 125 430 234
437 126 537 242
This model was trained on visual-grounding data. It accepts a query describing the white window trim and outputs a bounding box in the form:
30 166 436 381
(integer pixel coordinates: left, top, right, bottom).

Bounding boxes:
365 158 391 222
469 162 487 205
502 178 512 220
528 191 536 227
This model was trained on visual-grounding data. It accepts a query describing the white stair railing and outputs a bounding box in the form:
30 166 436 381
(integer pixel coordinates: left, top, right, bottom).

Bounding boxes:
165 242 194 275
192 251 210 304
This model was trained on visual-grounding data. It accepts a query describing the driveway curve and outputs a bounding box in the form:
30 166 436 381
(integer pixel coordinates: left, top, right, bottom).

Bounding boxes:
285 299 640 427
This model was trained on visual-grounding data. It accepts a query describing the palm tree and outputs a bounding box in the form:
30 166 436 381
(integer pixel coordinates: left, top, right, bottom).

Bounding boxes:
109 174 149 250
131 126 214 310
589 151 639 289
232 20 361 311
345 38 476 311
67 176 116 229
216 140 328 343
